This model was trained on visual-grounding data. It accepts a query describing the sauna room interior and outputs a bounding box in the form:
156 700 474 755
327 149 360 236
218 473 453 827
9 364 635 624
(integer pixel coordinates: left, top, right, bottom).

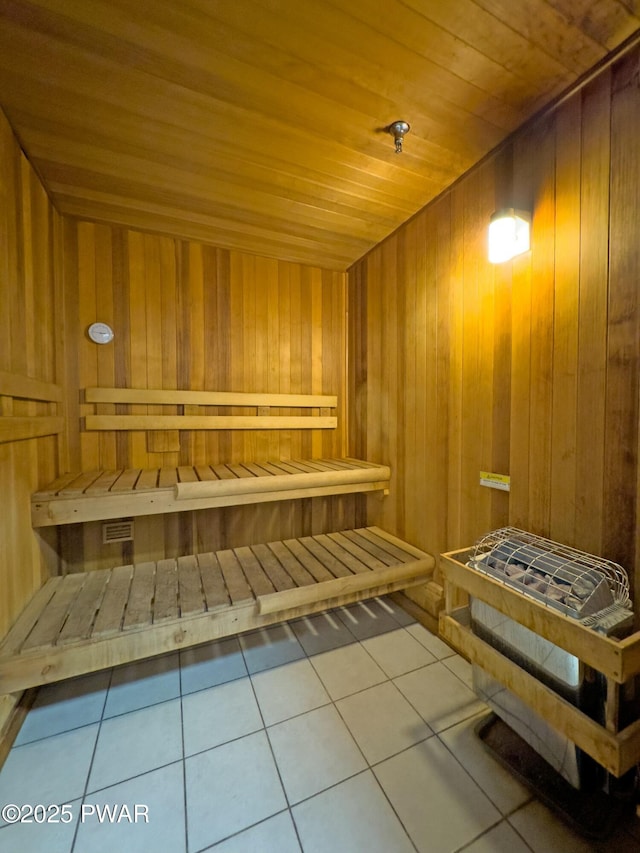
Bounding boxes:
3 2 640 852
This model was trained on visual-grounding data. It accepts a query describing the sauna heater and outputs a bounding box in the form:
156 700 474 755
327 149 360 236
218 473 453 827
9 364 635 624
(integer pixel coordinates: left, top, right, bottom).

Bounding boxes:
466 527 634 791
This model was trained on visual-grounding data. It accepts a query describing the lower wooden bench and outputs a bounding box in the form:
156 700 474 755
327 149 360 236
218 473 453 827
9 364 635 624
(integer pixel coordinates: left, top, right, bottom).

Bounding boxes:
0 527 433 695
31 457 391 527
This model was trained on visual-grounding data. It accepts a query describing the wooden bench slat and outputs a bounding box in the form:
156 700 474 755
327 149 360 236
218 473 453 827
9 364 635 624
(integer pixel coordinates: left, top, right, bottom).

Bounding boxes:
33 473 83 499
240 462 273 478
177 555 206 616
331 530 399 568
210 464 239 480
84 470 122 495
216 550 255 605
153 559 179 622
297 536 353 579
225 463 256 479
91 565 134 637
135 468 160 490
58 471 103 495
265 541 318 587
57 570 111 645
234 547 276 598
86 388 337 408
249 544 297 592
194 465 218 482
345 528 416 564
316 532 382 574
86 415 337 431
0 579 63 654
280 539 335 583
122 563 156 630
177 467 199 483
111 469 143 492
290 458 342 472
197 553 231 611
158 468 178 488
252 462 287 476
363 526 432 561
21 574 88 651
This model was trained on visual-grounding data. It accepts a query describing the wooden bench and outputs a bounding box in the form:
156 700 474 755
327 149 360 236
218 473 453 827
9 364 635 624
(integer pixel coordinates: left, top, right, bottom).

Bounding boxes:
32 458 390 527
0 527 434 695
32 387 391 526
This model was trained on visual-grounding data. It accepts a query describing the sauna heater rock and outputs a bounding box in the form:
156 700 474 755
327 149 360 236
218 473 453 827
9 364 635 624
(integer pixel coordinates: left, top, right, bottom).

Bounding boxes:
467 527 634 790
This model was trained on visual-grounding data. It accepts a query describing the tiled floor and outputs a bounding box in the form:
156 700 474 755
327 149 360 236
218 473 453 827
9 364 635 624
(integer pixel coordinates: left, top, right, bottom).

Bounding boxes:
2 596 640 852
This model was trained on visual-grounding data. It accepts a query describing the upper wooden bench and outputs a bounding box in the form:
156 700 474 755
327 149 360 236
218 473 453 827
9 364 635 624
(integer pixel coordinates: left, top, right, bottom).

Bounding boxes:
31 388 391 527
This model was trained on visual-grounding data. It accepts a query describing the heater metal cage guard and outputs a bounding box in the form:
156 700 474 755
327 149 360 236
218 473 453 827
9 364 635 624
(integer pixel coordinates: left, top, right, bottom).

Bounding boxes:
468 526 632 629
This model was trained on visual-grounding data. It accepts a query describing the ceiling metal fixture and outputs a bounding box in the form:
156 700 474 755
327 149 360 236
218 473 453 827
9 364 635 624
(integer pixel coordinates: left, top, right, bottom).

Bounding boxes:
387 120 410 154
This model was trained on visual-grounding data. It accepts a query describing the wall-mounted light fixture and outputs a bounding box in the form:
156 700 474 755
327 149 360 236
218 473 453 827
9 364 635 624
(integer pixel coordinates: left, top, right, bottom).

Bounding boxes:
387 120 410 154
488 208 530 263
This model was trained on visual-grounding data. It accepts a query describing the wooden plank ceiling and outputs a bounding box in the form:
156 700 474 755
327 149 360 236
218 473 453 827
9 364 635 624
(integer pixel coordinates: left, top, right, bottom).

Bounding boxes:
0 0 638 270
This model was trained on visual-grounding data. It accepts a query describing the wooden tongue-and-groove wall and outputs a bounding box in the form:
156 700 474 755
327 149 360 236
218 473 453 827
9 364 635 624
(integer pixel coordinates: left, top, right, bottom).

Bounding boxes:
60 222 354 572
349 46 640 607
0 108 64 639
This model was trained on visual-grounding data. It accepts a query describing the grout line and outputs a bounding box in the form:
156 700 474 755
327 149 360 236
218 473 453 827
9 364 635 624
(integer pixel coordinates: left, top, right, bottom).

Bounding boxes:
452 816 517 853
244 661 306 852
193 808 293 853
367 768 421 853
69 664 115 853
179 653 190 853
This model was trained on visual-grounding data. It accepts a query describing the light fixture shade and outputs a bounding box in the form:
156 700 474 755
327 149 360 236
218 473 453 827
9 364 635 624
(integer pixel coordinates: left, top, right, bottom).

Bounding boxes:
488 208 530 263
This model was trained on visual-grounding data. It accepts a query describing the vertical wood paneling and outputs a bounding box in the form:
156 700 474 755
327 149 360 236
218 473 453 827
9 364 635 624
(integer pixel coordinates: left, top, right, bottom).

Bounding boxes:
509 131 533 530
550 95 581 546
348 42 640 610
605 52 640 590
575 73 610 557
63 222 349 569
0 108 63 636
527 118 556 537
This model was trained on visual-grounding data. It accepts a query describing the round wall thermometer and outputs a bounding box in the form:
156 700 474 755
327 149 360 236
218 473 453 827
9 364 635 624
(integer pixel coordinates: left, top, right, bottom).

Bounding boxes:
87 322 114 344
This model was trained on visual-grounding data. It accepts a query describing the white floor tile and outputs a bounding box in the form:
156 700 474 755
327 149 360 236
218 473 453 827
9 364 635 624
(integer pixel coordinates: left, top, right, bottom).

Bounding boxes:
211 811 301 853
361 627 436 678
0 725 98 824
374 738 502 853
395 662 485 732
251 659 330 726
406 623 456 659
443 652 474 689
336 681 432 765
88 699 182 792
180 637 247 695
292 771 415 853
15 670 110 745
290 611 356 656
462 821 533 852
438 713 530 815
310 643 386 700
75 762 186 853
185 731 286 852
0 799 80 853
268 704 366 804
103 653 180 718
239 624 305 674
335 599 402 639
182 677 262 756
